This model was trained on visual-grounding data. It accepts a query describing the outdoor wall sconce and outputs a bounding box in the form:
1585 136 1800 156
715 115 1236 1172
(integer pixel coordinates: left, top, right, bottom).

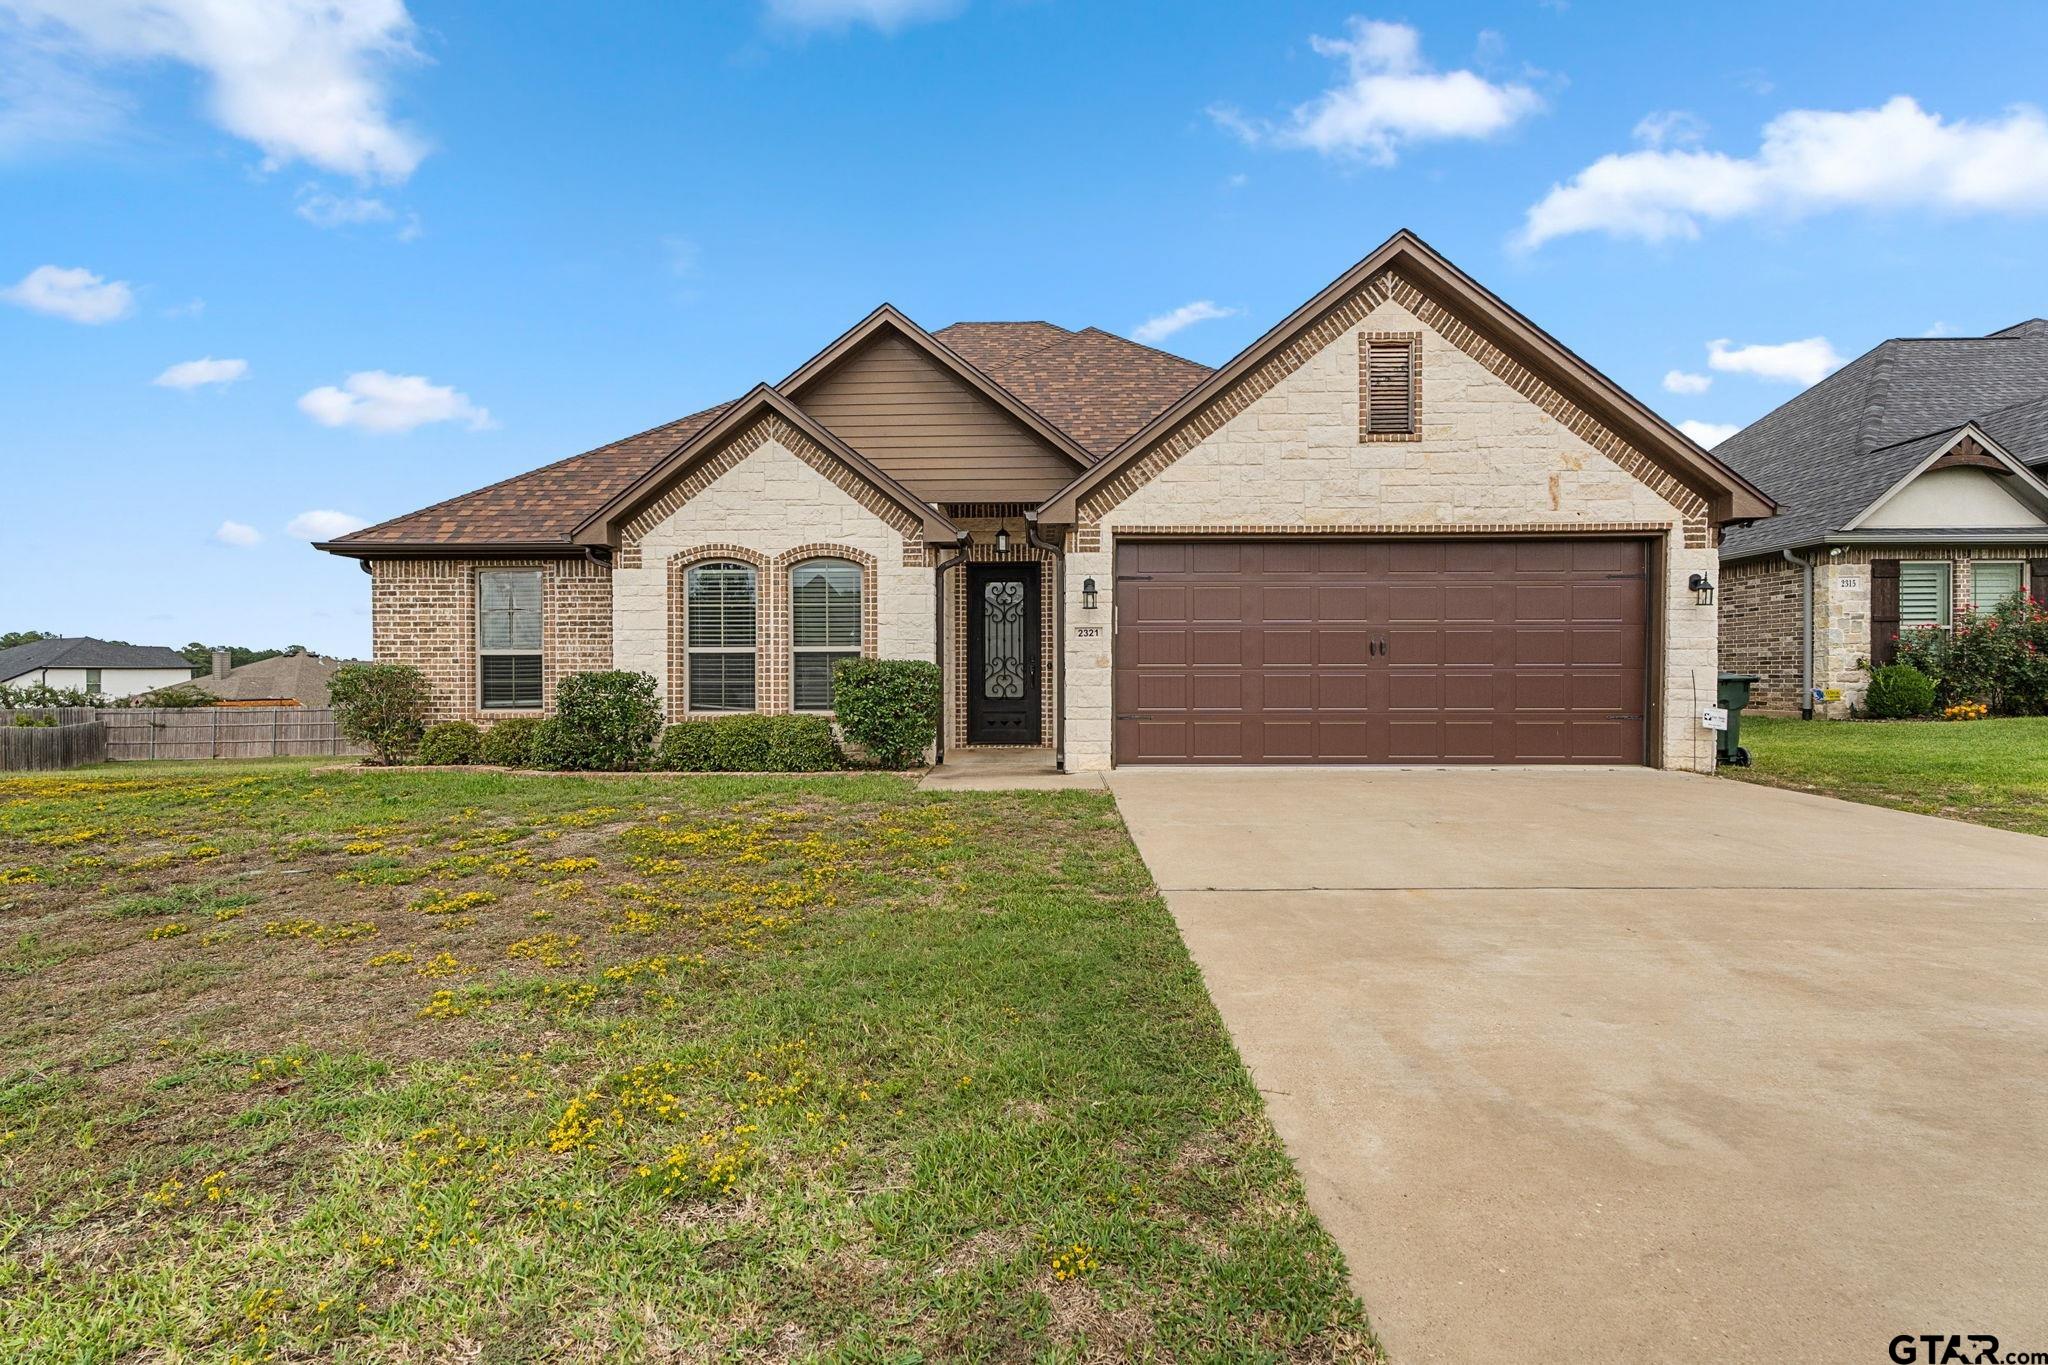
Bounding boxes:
1688 572 1715 606
994 527 1010 554
1081 577 1099 610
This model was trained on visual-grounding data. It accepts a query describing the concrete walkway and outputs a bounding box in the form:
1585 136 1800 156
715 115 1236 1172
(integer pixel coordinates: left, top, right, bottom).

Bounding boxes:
916 748 1104 792
1106 766 2048 1363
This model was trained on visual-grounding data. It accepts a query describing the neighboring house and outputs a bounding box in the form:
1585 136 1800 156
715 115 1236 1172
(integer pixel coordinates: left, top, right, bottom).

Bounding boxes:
189 648 358 707
0 637 194 699
317 230 1769 772
1717 320 2048 716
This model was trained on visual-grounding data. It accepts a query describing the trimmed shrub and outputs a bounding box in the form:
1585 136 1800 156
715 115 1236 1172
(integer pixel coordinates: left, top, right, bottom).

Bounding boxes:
550 670 662 771
136 683 218 708
526 717 582 771
478 716 543 768
832 658 941 769
656 720 718 772
657 715 842 772
328 662 429 765
1863 662 1936 719
416 721 481 766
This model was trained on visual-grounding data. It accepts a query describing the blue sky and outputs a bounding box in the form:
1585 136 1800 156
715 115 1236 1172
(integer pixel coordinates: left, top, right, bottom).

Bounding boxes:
6 0 2046 657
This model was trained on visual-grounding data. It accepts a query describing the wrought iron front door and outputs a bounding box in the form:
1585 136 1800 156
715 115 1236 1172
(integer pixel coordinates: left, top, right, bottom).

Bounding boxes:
966 563 1041 745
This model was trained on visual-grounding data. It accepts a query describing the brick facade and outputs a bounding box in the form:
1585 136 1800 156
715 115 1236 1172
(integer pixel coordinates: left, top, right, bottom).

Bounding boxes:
369 556 612 724
1721 545 2048 716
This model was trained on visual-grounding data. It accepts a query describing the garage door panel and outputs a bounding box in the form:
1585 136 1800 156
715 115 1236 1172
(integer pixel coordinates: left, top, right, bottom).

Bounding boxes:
1114 538 1648 765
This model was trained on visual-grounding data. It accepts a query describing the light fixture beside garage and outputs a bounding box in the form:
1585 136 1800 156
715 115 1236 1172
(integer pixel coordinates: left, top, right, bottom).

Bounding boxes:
1081 577 1098 609
1688 572 1716 606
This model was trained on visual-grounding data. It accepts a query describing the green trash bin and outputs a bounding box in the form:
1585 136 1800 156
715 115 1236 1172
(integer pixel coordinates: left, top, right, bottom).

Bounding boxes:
1716 672 1759 767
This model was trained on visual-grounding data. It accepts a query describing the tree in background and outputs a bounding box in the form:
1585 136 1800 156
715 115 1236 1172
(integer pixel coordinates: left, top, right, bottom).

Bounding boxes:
1 631 59 650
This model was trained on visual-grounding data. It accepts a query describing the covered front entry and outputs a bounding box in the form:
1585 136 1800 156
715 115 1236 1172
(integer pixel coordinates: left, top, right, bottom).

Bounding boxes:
1112 537 1651 765
966 561 1042 744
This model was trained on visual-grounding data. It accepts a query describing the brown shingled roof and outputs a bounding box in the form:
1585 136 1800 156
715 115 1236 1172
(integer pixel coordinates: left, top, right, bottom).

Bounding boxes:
328 402 733 548
974 328 1212 457
322 316 1209 555
932 321 1073 371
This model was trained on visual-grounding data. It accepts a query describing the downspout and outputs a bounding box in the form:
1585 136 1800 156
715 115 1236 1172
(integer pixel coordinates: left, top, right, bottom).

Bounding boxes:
932 531 971 768
1024 511 1066 773
1783 548 1814 719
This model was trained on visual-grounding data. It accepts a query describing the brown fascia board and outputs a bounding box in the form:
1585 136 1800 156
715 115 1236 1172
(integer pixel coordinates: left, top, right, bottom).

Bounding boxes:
1034 228 1777 526
314 538 592 560
570 384 959 547
779 304 1097 470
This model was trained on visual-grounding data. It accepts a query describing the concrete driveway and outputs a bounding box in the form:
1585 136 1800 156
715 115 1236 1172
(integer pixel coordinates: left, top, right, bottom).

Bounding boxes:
1106 767 2048 1363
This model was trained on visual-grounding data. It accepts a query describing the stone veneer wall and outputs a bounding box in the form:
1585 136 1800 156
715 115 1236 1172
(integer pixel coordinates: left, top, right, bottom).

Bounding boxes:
611 434 934 719
369 557 612 723
1060 286 1722 774
1724 546 2048 717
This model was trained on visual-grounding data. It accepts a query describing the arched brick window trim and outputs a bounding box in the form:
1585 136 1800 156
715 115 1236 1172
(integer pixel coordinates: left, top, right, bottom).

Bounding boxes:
772 543 879 714
666 546 771 722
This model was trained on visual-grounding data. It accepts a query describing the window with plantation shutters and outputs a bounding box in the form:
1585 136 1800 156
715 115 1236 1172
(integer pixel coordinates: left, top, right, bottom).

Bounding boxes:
1365 338 1417 436
1899 561 1951 632
478 569 543 709
685 561 756 711
1971 560 2024 613
790 558 862 711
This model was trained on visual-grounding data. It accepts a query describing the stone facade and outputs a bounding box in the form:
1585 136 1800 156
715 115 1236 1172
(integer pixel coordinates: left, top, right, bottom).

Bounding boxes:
1061 289 1723 773
369 556 612 723
612 433 934 718
1722 546 2048 717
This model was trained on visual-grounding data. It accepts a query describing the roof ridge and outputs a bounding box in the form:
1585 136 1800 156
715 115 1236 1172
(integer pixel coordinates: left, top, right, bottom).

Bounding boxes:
1068 325 1210 370
1861 420 1971 457
1854 340 1899 455
333 399 735 542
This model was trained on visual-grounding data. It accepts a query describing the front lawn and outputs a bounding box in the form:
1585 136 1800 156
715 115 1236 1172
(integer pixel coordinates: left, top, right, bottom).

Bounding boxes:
0 762 1375 1361
1724 715 2048 837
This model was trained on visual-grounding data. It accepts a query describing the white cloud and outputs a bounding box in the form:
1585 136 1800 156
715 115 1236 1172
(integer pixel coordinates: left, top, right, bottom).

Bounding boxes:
1521 96 2048 248
0 0 428 182
285 509 369 540
298 370 493 433
1707 336 1843 387
1 263 133 322
295 184 393 227
153 356 247 389
1632 109 1706 149
1213 18 1542 164
1662 369 1712 395
1131 300 1240 344
1678 420 1740 447
764 0 961 32
214 519 261 546
0 21 129 153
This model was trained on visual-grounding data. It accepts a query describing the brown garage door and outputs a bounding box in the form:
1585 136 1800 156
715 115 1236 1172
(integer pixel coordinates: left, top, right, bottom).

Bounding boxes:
1114 539 1650 765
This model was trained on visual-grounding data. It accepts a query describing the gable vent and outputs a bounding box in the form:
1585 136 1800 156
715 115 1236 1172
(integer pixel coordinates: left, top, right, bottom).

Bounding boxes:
1363 335 1418 439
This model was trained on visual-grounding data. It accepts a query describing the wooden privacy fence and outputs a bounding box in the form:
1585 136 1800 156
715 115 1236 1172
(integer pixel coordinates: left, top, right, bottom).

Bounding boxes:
0 707 363 766
0 717 108 771
100 707 364 761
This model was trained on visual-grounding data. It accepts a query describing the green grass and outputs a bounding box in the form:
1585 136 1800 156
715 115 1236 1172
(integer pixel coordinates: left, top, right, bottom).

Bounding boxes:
0 763 1375 1362
1724 715 2048 837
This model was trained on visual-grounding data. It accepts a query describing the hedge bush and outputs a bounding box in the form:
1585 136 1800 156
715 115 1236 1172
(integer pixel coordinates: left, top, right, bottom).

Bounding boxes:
416 721 481 765
328 662 429 765
478 716 543 768
526 716 582 771
831 658 940 768
1863 662 1937 719
657 715 842 772
547 670 662 770
1893 596 2048 714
